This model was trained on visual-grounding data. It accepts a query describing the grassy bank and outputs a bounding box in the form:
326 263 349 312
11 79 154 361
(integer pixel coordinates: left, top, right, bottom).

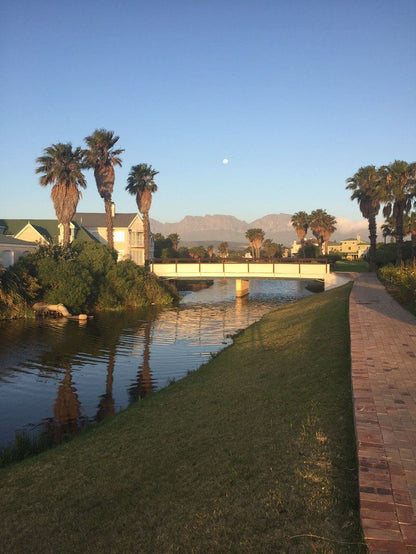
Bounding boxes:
0 284 365 553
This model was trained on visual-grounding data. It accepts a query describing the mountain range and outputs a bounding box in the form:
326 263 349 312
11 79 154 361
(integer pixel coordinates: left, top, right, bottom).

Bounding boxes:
150 213 373 248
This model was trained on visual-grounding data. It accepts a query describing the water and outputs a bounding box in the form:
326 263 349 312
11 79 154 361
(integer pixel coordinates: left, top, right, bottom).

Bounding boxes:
0 280 311 448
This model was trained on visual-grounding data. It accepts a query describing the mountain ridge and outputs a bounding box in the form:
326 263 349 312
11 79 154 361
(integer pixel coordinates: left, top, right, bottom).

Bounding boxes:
150 213 372 247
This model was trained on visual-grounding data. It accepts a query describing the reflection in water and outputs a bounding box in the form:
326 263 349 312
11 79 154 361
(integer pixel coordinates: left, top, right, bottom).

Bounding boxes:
129 317 154 401
95 350 116 422
0 280 311 447
53 363 81 436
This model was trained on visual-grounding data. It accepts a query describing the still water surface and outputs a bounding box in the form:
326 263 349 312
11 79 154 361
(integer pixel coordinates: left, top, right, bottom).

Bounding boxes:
0 280 311 447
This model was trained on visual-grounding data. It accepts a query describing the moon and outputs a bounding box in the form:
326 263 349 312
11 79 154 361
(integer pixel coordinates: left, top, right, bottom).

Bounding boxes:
222 158 229 164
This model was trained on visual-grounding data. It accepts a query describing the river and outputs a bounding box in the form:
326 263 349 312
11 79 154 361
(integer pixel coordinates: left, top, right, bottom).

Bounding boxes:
0 279 311 448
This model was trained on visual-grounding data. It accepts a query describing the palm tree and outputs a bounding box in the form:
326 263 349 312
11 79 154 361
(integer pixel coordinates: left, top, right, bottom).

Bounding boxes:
168 233 180 250
379 160 416 266
346 165 381 271
126 164 159 265
35 143 86 246
291 211 310 258
245 228 265 259
207 245 214 259
310 209 337 255
83 129 124 250
262 238 279 259
218 242 229 258
381 219 396 244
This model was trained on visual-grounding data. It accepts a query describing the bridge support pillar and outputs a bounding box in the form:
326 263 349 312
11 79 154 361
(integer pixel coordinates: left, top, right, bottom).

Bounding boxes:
235 279 250 297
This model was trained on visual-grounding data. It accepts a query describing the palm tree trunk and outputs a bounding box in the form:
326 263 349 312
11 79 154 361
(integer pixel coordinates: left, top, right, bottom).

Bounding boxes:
104 198 114 250
368 212 378 271
63 223 70 247
143 211 150 266
395 207 404 266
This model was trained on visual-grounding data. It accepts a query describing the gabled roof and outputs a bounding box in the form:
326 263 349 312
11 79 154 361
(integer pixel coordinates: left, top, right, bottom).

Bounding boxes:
0 219 58 241
74 212 139 228
0 235 37 246
0 219 98 243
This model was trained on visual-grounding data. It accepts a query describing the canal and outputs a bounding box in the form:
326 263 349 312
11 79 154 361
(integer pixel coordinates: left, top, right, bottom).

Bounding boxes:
0 279 312 448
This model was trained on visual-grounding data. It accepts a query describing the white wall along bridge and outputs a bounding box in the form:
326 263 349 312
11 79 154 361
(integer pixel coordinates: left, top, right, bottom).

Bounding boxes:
150 260 331 297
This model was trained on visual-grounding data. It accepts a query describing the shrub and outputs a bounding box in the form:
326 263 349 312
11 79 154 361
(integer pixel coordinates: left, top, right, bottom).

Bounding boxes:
2 241 178 318
379 263 416 313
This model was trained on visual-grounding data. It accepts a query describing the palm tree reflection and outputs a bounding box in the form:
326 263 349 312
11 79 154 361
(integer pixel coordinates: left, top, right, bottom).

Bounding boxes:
129 318 154 401
95 350 116 422
51 360 81 441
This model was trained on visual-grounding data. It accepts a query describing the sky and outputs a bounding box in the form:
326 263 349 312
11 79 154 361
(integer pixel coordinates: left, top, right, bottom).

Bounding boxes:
1 0 415 224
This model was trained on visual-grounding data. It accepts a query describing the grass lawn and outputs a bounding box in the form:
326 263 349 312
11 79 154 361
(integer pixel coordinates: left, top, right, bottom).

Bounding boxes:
334 260 369 273
0 284 366 553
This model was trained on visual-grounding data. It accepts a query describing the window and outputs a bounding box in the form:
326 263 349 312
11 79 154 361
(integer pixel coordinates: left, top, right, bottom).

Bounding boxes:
114 231 125 242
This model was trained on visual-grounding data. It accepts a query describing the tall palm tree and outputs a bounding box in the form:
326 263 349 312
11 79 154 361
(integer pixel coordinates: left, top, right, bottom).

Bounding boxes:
379 160 416 266
310 209 337 255
126 164 159 265
168 233 180 250
245 228 264 259
291 211 310 258
346 165 381 271
218 242 229 258
35 143 86 246
83 129 124 250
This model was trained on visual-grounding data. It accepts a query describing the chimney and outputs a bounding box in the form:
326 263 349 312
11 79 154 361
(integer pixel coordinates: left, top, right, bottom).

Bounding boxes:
111 202 115 217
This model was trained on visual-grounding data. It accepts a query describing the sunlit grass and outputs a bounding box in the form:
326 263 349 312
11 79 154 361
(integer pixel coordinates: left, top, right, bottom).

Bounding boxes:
334 260 369 273
0 284 366 552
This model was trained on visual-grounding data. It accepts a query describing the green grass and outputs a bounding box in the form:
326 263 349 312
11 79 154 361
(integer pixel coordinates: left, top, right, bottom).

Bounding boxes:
334 260 369 273
0 284 366 553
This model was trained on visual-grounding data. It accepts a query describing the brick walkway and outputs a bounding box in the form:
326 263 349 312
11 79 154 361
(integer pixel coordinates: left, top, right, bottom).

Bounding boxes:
349 273 416 553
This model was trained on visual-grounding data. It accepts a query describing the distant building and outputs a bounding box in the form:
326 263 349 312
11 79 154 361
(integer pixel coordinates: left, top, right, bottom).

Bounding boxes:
290 234 369 259
327 234 369 260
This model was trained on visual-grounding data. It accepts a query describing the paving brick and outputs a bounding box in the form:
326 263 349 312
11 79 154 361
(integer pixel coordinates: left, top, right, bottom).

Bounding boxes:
349 273 416 552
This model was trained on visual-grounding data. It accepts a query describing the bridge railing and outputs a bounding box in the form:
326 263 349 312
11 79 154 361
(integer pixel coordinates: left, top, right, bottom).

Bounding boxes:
150 257 327 264
150 258 330 279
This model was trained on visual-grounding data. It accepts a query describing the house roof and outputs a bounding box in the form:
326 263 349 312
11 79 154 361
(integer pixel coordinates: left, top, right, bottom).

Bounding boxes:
73 212 139 228
0 235 37 246
0 219 98 243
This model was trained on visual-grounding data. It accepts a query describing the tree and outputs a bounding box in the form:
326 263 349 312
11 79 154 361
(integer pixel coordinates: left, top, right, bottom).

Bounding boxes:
346 165 381 271
207 245 214 259
381 220 395 244
310 210 337 255
83 129 124 250
262 239 280 259
218 242 229 258
189 246 206 259
35 143 86 247
168 233 180 250
379 160 416 266
291 211 310 258
126 164 159 265
245 228 265 259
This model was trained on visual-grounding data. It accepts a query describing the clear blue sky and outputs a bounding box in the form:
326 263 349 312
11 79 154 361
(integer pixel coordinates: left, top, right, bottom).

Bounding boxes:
1 0 415 223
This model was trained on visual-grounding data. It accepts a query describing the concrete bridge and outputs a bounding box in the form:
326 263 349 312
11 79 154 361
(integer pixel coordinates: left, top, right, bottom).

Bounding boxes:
150 260 331 297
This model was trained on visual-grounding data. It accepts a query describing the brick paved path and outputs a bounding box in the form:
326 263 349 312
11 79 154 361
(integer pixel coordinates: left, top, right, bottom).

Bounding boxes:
350 273 416 553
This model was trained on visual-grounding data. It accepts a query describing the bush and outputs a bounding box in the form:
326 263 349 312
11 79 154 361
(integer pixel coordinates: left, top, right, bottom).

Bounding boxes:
2 241 178 318
378 262 416 313
372 241 412 267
